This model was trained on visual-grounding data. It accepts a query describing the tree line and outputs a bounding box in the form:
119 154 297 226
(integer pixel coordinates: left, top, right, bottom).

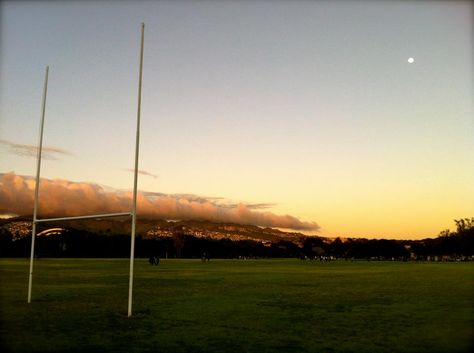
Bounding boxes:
1 218 472 259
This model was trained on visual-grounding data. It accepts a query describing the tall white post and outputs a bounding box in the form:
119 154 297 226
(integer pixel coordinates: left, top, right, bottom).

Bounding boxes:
128 23 145 317
28 66 49 303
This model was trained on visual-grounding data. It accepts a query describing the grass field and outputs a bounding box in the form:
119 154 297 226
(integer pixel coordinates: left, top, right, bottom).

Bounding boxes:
1 258 473 353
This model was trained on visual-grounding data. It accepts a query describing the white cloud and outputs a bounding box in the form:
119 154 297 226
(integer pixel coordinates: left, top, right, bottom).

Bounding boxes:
0 172 320 231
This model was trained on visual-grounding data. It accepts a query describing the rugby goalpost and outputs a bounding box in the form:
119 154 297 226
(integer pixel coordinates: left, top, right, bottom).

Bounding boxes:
27 23 145 318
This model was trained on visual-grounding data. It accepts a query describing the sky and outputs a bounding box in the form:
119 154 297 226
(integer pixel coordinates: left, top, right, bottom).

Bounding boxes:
0 0 473 239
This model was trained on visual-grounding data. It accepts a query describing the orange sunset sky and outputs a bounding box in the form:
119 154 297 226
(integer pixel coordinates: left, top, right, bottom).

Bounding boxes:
1 1 473 239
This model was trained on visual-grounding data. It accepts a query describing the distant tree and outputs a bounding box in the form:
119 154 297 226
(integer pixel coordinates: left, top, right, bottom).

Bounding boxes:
173 233 185 258
437 218 473 238
438 229 451 238
410 241 427 257
327 237 345 257
0 228 13 257
302 237 326 257
429 218 474 256
454 218 474 234
453 218 474 255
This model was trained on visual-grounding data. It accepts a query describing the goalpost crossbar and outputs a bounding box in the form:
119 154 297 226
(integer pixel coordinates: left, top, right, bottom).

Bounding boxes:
34 212 132 223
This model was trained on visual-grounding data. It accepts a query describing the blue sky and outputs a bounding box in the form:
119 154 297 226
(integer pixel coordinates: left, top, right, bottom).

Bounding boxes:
1 1 473 238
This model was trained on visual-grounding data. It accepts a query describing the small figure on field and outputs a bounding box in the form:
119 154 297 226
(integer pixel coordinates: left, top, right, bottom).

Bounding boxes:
201 252 210 262
149 256 159 266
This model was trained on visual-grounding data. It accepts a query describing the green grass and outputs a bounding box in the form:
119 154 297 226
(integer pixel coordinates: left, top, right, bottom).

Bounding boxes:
1 259 473 353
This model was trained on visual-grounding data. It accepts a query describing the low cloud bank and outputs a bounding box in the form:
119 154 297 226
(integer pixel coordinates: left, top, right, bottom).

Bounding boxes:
0 173 319 231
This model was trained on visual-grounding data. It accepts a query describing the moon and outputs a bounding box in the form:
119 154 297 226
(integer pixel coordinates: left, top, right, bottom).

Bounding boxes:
408 57 415 64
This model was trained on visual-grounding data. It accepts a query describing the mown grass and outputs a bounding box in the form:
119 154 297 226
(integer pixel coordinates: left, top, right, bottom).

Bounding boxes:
1 258 473 353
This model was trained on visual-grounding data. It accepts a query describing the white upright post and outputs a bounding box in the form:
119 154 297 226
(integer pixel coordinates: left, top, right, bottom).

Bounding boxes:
28 66 49 303
128 23 145 317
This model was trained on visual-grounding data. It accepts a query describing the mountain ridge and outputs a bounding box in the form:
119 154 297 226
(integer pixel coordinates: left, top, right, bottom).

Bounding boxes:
0 216 319 245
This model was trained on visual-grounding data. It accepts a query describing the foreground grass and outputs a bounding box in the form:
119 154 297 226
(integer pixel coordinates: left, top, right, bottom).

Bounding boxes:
0 258 473 353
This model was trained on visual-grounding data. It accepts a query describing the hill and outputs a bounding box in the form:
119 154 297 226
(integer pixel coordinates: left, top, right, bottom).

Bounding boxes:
0 216 313 245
